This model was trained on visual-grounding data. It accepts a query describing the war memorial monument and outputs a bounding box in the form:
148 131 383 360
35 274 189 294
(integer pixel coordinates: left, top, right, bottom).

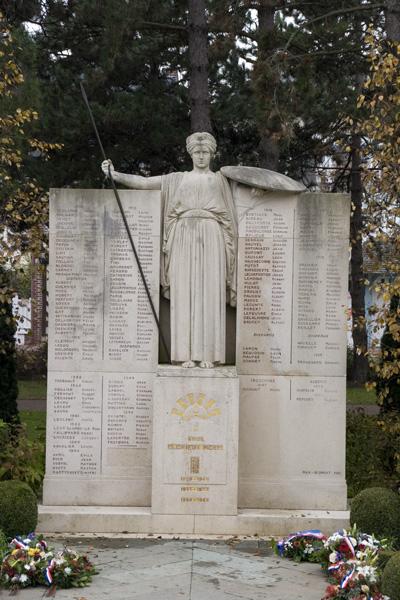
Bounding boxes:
39 132 350 535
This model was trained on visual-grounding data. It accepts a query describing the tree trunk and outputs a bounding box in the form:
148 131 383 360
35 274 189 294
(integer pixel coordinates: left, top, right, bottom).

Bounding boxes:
256 0 280 170
386 0 400 41
187 0 212 133
349 132 369 384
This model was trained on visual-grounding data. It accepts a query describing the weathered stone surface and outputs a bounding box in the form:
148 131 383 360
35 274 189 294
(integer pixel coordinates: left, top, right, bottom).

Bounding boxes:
238 375 347 510
236 188 349 377
221 165 306 192
152 366 239 515
48 189 160 373
234 187 349 511
43 189 160 506
38 505 349 535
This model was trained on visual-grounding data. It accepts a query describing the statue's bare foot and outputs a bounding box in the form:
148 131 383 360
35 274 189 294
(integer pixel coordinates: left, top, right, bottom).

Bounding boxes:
199 361 214 369
182 360 196 368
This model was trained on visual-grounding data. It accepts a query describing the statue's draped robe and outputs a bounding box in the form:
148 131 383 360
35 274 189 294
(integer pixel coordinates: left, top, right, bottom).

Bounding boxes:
161 171 237 363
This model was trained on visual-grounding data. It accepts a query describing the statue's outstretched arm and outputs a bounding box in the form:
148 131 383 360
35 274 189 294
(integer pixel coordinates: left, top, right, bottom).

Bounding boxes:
101 159 162 190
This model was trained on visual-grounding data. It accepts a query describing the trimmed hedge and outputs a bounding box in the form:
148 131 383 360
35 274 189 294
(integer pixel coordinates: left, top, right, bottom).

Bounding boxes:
350 487 400 541
0 481 38 538
382 552 400 600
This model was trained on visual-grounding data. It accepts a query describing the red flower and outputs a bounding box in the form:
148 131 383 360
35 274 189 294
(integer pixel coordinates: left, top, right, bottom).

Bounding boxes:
324 584 339 599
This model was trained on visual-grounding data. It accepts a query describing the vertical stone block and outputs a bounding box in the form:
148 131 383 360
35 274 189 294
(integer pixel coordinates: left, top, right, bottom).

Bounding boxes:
152 366 239 515
43 189 161 506
235 187 349 510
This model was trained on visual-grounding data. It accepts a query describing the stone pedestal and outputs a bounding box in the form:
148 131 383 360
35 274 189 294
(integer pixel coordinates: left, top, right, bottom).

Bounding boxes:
151 366 239 515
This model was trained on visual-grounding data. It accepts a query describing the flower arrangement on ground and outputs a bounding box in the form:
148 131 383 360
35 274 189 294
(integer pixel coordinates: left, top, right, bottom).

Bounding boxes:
273 526 391 600
271 529 327 562
0 533 97 591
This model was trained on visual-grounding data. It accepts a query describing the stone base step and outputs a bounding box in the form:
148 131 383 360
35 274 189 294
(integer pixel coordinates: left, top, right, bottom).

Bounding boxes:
38 506 349 536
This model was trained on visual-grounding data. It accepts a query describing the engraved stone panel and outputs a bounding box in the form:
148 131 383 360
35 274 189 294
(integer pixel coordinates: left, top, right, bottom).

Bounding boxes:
238 375 347 510
234 188 349 511
48 189 160 373
152 366 239 515
236 188 349 378
44 189 160 506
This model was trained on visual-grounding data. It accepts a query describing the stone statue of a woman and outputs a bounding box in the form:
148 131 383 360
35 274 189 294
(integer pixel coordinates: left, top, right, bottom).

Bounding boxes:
102 132 237 369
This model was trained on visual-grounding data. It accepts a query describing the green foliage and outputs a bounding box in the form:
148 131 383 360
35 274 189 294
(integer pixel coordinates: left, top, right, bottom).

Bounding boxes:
376 548 397 570
0 480 38 538
0 270 19 427
0 15 60 266
0 530 7 559
33 0 190 189
0 419 45 496
16 343 47 379
346 412 398 497
382 552 400 600
350 487 400 542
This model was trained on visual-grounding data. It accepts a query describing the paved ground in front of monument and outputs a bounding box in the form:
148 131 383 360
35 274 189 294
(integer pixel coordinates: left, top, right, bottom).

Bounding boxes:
12 537 328 599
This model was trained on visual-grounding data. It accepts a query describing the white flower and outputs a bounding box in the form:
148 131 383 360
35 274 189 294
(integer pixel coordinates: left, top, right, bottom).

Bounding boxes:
20 574 29 583
64 567 72 575
29 561 36 571
24 564 31 571
11 576 19 583
349 537 357 547
356 565 377 583
329 552 338 563
55 558 65 566
361 585 370 594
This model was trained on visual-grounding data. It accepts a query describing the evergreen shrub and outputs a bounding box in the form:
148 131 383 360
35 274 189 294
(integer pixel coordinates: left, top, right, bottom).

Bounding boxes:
0 481 38 538
382 552 400 600
346 412 397 496
350 487 400 541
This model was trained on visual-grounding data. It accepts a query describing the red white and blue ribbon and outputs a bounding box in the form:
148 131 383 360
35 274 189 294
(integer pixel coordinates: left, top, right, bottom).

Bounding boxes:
328 561 343 574
10 537 30 550
277 529 326 556
341 535 356 558
340 564 355 589
45 559 56 585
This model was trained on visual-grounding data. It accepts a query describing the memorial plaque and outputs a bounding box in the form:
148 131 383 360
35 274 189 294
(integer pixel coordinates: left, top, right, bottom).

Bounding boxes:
48 189 160 373
46 372 102 478
236 188 349 377
44 189 160 506
238 375 347 510
234 188 349 511
152 366 239 515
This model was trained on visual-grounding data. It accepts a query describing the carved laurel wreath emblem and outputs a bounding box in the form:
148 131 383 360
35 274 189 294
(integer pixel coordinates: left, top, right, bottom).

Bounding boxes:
171 393 221 421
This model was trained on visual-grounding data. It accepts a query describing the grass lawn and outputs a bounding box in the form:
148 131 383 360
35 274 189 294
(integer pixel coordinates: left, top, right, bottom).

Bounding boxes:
20 410 46 442
18 379 47 400
346 386 377 406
